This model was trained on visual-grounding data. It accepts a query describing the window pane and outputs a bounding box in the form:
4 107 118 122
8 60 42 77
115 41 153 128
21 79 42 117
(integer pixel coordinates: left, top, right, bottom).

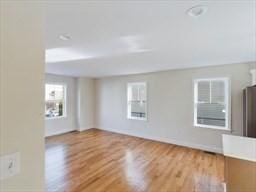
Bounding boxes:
128 83 147 120
131 84 139 101
140 86 146 101
211 80 225 103
197 81 210 102
195 78 229 129
130 101 146 118
45 84 64 101
197 103 226 127
45 101 64 118
45 84 65 118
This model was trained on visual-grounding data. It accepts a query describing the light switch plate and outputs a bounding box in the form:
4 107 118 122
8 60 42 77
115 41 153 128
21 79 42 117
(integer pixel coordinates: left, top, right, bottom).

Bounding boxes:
0 152 20 180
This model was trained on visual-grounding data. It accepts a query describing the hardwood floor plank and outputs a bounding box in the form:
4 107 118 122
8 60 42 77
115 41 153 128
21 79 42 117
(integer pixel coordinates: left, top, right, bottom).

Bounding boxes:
45 129 224 192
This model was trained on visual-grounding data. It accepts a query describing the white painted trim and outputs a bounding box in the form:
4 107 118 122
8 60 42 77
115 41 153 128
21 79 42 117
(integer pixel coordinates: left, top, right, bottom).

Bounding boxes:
45 83 67 120
128 116 147 121
127 82 147 121
45 127 76 137
222 182 227 192
250 69 256 86
194 123 231 131
97 127 223 154
45 115 67 121
193 77 231 131
78 126 95 132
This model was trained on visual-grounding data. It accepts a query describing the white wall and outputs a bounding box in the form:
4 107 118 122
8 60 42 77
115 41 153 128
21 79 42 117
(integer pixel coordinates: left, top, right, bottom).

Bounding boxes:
45 74 78 137
44 75 96 136
77 78 96 131
96 63 251 153
0 2 45 191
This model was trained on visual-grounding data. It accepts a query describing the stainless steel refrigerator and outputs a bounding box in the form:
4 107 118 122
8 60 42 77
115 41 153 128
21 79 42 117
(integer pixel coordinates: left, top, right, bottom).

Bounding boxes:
243 86 256 138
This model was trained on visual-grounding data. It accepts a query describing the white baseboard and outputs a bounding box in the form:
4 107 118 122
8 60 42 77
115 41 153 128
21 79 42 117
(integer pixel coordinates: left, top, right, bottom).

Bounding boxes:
45 128 77 137
78 126 95 132
45 126 96 137
97 127 223 154
222 182 227 192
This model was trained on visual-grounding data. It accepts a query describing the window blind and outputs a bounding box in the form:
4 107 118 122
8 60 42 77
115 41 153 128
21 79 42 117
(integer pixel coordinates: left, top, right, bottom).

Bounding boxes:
195 78 229 129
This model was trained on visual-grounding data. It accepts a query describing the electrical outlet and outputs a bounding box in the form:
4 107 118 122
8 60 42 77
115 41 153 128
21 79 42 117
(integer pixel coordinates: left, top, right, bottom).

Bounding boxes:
0 152 20 180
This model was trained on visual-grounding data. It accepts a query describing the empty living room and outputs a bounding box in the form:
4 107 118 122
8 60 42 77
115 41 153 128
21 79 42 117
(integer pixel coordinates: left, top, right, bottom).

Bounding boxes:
1 1 256 192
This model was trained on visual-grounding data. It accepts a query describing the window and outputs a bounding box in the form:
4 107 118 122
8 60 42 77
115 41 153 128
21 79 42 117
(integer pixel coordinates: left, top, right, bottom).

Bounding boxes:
45 84 66 119
194 78 230 130
127 82 147 120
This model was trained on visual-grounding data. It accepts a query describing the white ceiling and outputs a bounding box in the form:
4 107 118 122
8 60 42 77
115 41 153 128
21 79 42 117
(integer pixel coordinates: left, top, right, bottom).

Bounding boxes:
46 0 256 77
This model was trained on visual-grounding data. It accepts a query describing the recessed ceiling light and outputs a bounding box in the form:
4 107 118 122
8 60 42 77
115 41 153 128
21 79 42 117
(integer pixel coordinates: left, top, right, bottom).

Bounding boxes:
59 35 71 41
187 5 208 18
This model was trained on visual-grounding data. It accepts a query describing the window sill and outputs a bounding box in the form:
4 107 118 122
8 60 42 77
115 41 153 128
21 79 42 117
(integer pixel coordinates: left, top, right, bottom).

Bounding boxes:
45 116 66 120
194 124 231 131
127 117 147 121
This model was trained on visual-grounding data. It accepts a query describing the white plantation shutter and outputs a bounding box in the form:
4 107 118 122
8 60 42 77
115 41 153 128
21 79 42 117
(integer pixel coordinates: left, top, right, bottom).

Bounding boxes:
194 78 230 129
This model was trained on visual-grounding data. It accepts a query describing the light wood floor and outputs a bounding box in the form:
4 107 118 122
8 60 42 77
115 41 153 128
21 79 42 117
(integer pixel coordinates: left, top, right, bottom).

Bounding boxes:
45 129 224 192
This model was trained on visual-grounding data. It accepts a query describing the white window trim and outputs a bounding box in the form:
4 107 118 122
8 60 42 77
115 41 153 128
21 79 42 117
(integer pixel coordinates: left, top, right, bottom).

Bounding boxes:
193 77 231 131
45 83 67 120
127 82 147 121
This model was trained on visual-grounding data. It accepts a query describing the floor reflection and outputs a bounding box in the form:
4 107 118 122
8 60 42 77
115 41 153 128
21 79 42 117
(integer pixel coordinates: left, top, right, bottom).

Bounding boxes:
124 149 147 191
45 144 67 189
193 172 223 192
